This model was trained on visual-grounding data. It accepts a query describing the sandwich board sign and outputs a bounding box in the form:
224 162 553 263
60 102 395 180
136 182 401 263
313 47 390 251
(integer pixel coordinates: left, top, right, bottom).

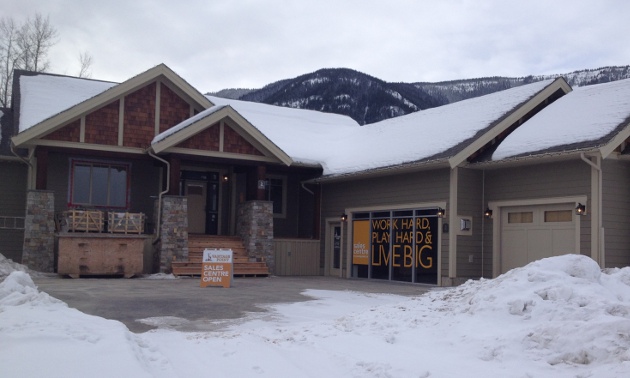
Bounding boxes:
200 248 233 288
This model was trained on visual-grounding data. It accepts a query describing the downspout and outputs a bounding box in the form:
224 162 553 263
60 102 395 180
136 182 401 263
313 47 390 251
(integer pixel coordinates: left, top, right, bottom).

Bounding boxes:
481 169 485 278
580 153 603 266
147 148 170 244
299 181 315 239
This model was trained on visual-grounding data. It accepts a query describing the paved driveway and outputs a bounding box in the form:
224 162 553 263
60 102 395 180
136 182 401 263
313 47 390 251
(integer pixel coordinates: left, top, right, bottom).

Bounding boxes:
33 275 431 333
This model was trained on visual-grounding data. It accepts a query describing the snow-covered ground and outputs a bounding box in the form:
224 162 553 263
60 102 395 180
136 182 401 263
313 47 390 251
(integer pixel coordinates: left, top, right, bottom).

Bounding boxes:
1 253 629 377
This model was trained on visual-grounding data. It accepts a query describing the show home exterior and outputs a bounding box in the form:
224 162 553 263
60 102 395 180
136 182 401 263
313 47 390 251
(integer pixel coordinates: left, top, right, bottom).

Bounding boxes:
1 64 630 286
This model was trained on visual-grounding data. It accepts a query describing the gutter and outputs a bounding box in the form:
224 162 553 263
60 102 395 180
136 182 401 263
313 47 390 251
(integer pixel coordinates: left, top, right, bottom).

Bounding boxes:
147 148 170 244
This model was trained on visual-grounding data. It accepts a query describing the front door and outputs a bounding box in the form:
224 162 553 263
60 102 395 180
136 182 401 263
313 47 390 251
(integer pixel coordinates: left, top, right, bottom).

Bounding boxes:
183 171 220 235
186 181 206 234
326 222 342 277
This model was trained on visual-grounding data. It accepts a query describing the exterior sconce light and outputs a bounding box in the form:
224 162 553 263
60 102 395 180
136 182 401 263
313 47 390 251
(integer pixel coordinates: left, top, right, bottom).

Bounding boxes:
341 213 348 222
575 203 586 215
436 207 445 218
222 174 229 182
484 208 493 218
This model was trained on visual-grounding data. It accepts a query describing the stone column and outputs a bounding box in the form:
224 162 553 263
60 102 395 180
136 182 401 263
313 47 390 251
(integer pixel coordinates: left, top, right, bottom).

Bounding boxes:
158 195 188 273
236 200 274 273
22 190 55 272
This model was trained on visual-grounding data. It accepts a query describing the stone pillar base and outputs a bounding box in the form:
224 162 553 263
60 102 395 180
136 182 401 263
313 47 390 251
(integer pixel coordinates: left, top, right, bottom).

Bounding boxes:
236 200 274 273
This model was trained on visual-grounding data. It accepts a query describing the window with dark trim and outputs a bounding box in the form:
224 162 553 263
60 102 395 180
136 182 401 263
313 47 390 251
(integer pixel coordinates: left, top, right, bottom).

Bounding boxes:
69 160 130 208
265 176 286 217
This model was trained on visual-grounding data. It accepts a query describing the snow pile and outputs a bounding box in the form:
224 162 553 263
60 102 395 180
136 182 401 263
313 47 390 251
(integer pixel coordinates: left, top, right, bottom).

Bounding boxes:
2 254 629 377
493 78 630 160
0 270 172 377
0 253 51 279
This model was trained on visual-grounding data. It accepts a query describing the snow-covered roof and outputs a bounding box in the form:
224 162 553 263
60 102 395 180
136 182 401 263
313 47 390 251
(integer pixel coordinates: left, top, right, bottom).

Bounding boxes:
204 80 554 176
19 74 116 132
151 105 229 145
205 95 361 167
493 78 630 161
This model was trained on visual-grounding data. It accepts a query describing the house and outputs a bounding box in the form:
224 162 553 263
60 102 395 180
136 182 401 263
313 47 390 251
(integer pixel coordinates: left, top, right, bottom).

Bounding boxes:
1 64 629 285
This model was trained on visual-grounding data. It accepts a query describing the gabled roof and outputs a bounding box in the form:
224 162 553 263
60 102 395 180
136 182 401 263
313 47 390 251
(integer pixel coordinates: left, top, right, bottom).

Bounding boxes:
206 95 361 167
492 78 630 161
12 64 213 147
310 78 569 179
150 104 294 166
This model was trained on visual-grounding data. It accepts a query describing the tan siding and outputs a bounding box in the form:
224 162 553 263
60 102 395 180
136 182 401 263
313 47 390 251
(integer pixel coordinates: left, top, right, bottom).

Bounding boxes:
273 238 320 275
321 168 451 278
456 168 487 278
602 159 630 267
485 160 592 257
0 161 27 262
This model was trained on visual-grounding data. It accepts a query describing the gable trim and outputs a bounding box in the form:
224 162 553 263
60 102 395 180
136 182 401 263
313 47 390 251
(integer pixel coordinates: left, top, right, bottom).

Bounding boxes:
448 78 572 168
12 64 213 147
599 120 630 159
150 106 294 166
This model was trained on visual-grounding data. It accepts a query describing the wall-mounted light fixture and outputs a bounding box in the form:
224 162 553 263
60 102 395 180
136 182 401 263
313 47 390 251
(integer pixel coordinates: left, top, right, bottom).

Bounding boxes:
341 213 348 222
222 174 229 183
575 203 586 215
436 207 445 218
484 207 493 218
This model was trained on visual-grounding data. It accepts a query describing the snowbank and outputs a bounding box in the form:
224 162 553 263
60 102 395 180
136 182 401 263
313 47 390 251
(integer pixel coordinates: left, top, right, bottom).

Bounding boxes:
1 253 629 377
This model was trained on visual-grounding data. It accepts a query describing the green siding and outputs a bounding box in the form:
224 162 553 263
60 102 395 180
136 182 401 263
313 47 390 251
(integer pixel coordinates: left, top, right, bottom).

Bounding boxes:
46 152 160 231
0 161 27 262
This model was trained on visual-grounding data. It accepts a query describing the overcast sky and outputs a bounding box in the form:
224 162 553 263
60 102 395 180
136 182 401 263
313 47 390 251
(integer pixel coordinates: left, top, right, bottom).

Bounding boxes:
4 0 630 92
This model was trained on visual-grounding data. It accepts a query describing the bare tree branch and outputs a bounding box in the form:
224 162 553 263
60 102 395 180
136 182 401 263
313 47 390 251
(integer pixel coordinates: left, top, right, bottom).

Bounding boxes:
78 51 93 78
0 14 58 106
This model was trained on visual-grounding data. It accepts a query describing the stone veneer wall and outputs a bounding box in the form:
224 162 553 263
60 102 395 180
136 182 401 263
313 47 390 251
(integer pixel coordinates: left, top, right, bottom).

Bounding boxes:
157 195 188 273
22 190 56 272
236 200 274 273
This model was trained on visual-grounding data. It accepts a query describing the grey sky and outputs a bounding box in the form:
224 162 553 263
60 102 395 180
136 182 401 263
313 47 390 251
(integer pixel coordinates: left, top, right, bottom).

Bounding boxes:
4 0 630 92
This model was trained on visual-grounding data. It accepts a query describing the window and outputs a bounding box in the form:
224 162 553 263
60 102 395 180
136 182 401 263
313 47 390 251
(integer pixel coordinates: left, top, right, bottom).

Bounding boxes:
544 210 572 222
70 160 130 208
265 176 286 217
508 212 533 224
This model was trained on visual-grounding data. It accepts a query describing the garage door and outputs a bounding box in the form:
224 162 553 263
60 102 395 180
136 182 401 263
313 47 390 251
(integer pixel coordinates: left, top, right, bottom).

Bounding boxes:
500 203 576 273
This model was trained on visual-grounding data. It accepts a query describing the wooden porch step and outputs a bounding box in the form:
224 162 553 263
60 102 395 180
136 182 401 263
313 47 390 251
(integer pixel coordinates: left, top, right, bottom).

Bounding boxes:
172 235 269 277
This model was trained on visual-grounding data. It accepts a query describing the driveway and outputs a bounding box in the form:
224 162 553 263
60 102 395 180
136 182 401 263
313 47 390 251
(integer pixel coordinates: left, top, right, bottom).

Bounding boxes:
33 275 431 333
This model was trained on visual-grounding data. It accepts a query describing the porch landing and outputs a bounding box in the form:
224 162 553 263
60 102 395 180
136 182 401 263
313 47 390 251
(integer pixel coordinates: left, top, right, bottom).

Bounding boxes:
171 235 270 277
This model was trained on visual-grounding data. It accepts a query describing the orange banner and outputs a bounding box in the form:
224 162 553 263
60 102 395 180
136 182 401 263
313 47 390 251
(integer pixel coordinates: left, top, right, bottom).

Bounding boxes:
352 220 370 265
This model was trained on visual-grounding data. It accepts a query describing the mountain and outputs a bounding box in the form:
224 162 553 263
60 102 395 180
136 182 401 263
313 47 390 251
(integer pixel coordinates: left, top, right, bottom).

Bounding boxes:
208 65 630 125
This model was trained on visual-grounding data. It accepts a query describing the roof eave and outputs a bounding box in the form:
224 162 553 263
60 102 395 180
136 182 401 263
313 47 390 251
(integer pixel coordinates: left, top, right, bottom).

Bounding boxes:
310 159 450 183
447 77 572 168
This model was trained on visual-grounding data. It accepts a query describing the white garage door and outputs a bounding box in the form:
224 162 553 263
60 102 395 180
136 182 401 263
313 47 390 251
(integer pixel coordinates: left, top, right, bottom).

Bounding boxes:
500 203 576 273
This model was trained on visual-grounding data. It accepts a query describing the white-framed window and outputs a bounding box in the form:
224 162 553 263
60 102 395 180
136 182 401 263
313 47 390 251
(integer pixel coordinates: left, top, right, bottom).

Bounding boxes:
69 159 130 209
265 175 287 217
